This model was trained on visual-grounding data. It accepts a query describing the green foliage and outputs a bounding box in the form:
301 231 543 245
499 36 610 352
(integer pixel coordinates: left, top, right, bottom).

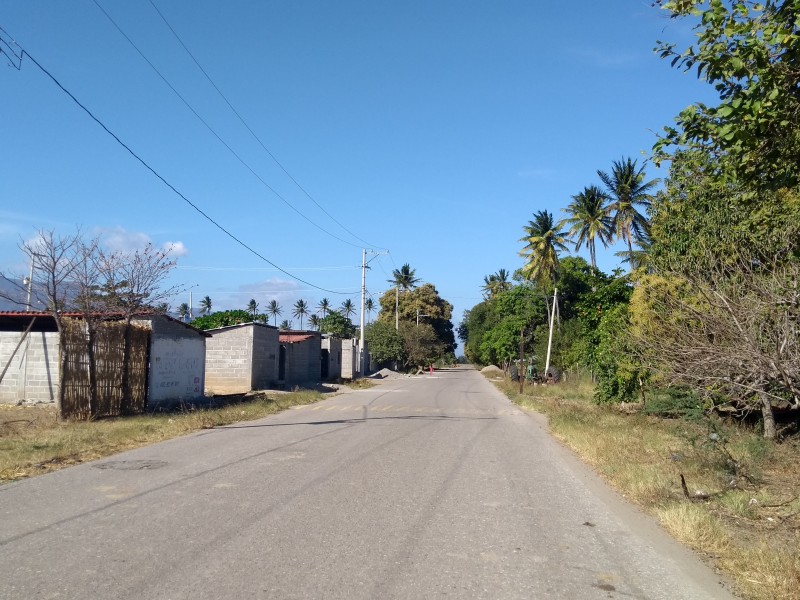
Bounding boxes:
519 210 569 286
399 321 444 368
191 310 257 330
642 387 706 419
654 0 800 189
593 303 647 403
377 282 456 355
318 311 356 338
365 320 406 366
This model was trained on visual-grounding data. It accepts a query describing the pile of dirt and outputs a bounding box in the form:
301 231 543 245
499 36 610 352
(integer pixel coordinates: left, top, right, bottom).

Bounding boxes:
370 368 407 380
480 365 503 376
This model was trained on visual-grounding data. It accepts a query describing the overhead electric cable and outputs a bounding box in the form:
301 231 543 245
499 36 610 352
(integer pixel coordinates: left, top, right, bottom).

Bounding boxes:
146 0 384 251
91 0 364 249
1 32 357 295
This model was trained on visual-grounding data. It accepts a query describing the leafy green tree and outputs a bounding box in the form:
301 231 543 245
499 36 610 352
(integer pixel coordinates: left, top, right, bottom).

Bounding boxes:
388 263 420 292
519 210 569 286
597 157 658 262
399 321 444 369
558 185 613 271
377 283 456 355
653 0 800 189
340 298 356 321
317 298 331 317
199 295 212 315
293 299 309 330
266 299 282 327
247 298 259 318
365 320 406 366
318 311 357 338
191 309 254 330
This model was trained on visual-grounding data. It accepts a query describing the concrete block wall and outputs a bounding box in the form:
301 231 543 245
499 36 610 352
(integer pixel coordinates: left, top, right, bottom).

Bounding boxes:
205 326 254 394
341 338 358 380
283 334 322 386
135 316 207 406
321 337 342 380
0 331 59 404
251 325 279 389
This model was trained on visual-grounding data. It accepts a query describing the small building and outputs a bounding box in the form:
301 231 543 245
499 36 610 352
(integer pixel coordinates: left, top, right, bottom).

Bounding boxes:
0 312 60 404
133 315 208 407
204 322 280 394
0 312 208 409
279 331 322 387
320 336 342 381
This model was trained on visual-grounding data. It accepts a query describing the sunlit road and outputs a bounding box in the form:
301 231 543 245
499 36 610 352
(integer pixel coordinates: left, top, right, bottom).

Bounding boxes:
0 366 734 599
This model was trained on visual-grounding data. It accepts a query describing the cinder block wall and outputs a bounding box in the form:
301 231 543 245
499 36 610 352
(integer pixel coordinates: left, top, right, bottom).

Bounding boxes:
205 326 254 394
143 317 206 405
251 325 279 389
341 338 358 380
321 337 342 380
0 331 59 404
284 334 321 386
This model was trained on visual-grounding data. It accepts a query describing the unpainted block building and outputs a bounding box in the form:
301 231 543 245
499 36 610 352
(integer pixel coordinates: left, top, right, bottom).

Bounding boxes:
279 331 321 387
205 323 280 394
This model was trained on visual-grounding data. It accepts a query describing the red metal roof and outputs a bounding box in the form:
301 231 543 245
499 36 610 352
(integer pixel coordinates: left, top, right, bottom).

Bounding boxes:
279 332 316 343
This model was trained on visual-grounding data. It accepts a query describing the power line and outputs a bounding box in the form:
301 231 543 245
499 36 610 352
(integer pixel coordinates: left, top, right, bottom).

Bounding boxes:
91 0 365 250
1 30 357 296
146 0 384 252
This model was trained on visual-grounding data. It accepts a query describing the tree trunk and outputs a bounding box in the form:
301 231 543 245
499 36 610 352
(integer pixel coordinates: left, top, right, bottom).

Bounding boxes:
759 391 777 440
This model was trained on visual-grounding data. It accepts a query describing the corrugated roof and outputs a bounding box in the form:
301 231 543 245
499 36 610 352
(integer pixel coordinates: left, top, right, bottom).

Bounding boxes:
279 332 316 343
0 311 209 336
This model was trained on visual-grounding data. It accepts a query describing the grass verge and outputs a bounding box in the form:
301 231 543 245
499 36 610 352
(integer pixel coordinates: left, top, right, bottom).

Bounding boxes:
495 376 800 600
0 388 333 482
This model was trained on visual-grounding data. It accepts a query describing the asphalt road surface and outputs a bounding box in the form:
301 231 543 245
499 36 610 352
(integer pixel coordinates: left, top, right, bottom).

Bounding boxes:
0 366 735 599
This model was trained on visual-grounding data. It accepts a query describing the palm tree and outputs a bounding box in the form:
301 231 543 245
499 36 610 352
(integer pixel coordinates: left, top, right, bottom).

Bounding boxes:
317 297 331 317
266 299 282 326
293 299 309 330
279 319 290 331
247 298 259 319
309 314 320 330
177 302 190 321
365 297 375 322
388 263 420 292
558 185 613 271
340 298 356 322
199 295 212 315
481 269 512 299
597 157 659 262
519 210 569 286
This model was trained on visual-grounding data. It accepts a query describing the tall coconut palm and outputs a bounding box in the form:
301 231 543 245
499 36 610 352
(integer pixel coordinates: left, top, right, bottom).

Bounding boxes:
266 299 282 327
317 297 331 317
293 299 309 330
519 210 569 286
558 185 613 271
365 297 375 322
199 295 212 315
481 269 512 299
177 302 190 321
247 298 259 319
309 314 320 331
279 319 290 331
388 263 420 292
340 298 356 321
597 157 659 262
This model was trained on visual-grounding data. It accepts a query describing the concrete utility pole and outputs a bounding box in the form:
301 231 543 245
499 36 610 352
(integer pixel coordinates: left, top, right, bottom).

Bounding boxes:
544 287 558 377
359 249 388 375
416 308 430 326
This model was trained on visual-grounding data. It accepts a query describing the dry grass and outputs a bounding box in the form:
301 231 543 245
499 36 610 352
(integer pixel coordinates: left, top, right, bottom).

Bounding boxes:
494 375 800 600
0 389 326 482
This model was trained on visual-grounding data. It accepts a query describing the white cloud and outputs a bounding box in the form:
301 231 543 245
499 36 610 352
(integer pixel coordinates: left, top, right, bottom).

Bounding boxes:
99 227 152 253
163 241 188 257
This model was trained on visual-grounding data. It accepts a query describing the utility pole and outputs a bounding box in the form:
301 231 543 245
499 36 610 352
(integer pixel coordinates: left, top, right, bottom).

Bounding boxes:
23 259 33 312
395 286 399 330
544 287 558 377
359 249 388 376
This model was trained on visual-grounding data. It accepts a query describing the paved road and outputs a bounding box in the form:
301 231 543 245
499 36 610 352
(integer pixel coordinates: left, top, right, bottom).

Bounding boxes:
0 366 734 599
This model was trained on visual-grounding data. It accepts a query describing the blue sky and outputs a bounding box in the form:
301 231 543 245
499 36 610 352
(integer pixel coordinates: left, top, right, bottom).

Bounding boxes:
1 1 714 343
